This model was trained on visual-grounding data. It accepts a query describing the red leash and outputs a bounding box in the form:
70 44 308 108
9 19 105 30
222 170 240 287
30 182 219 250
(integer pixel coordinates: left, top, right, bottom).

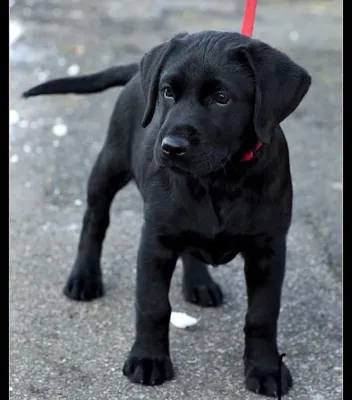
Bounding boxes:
240 0 261 162
241 0 258 37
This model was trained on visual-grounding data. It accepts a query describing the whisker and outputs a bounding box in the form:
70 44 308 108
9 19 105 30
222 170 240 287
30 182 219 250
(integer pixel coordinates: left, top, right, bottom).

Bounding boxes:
226 155 236 172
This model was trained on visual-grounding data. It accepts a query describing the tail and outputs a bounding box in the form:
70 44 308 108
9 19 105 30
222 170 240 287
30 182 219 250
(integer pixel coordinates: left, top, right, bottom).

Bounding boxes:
22 62 139 98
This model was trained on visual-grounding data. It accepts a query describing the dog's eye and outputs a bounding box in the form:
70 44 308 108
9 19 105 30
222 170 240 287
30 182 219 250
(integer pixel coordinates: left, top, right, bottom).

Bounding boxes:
213 92 231 105
163 87 175 99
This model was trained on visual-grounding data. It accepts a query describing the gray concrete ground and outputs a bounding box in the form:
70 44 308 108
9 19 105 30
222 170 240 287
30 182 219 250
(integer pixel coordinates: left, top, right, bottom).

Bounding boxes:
10 0 342 399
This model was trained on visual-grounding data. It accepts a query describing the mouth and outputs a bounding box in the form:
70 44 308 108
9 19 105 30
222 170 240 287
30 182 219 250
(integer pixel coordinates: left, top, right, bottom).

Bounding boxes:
155 148 228 177
155 153 191 175
169 165 191 175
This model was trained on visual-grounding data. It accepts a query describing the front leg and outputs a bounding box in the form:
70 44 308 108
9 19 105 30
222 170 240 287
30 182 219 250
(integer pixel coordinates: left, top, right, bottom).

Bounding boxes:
123 224 178 385
242 235 292 397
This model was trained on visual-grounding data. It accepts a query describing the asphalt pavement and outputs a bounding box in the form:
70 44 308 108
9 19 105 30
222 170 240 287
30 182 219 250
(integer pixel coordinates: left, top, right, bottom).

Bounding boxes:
10 0 342 399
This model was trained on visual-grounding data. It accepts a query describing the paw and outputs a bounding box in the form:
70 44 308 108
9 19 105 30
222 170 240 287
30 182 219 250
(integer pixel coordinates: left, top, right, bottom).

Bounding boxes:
183 281 223 307
123 354 174 385
63 269 104 301
245 361 292 397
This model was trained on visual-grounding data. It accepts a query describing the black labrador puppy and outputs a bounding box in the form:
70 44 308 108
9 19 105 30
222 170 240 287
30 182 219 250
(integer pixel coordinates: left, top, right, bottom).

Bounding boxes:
23 30 311 397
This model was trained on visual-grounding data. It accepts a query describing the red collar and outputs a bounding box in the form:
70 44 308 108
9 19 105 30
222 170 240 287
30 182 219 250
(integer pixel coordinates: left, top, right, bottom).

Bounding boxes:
241 141 263 162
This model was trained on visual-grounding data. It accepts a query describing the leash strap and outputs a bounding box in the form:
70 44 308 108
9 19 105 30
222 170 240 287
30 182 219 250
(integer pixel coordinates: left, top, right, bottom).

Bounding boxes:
241 0 258 37
240 0 261 162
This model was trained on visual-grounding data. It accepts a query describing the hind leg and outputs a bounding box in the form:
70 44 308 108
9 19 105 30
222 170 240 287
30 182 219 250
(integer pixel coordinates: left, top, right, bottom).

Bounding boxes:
64 146 131 301
182 252 223 307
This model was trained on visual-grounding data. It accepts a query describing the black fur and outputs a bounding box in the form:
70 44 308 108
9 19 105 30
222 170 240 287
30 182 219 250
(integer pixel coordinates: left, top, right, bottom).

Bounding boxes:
23 31 311 397
22 63 139 97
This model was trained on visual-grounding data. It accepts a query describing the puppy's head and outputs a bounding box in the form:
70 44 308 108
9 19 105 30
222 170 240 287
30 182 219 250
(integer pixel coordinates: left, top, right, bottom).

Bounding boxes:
140 31 311 176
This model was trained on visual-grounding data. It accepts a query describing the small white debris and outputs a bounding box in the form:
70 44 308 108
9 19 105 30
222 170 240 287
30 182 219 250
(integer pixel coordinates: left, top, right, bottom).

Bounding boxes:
53 188 60 195
10 21 23 45
67 64 80 76
74 199 83 206
10 154 19 163
25 182 32 188
52 123 68 137
170 311 199 329
289 31 299 41
19 120 29 128
10 110 19 125
36 70 50 83
9 386 13 392
23 144 32 153
331 181 343 191
52 139 60 147
65 223 79 231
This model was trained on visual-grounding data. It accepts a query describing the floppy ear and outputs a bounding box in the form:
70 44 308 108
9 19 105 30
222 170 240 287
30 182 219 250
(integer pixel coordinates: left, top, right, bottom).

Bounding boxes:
140 32 188 128
238 40 311 144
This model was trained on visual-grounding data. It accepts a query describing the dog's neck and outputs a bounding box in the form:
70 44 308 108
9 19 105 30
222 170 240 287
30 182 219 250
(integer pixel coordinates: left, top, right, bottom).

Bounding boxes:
170 132 269 194
194 148 265 194
241 141 263 162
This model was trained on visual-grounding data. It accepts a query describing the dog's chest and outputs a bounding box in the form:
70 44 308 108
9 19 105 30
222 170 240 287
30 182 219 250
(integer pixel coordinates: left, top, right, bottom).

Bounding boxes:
188 237 240 266
186 185 251 236
179 189 252 265
180 224 243 265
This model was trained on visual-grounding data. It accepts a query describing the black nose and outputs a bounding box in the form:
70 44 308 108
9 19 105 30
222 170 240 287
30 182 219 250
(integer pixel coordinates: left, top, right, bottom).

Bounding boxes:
161 136 189 156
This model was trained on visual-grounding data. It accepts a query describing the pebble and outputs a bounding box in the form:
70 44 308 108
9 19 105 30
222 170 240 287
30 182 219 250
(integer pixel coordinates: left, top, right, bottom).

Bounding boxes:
289 31 299 41
19 120 29 128
10 110 19 125
10 154 19 163
23 144 32 153
67 64 80 76
9 21 22 45
52 123 68 137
